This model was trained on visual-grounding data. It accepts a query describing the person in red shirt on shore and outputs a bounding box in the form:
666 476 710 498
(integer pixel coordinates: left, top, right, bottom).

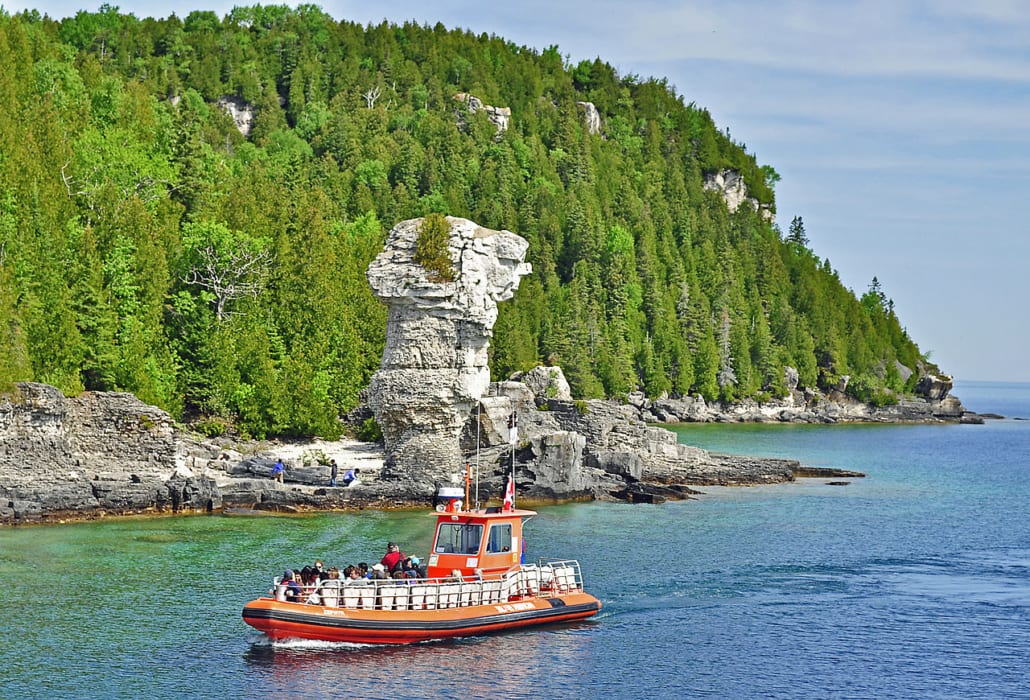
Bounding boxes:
380 542 405 574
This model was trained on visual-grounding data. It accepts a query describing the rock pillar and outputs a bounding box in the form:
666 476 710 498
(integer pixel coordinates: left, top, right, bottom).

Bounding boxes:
366 217 531 486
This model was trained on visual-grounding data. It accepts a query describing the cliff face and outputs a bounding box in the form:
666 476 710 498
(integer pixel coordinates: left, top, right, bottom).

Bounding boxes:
0 383 219 522
703 169 774 221
365 216 531 488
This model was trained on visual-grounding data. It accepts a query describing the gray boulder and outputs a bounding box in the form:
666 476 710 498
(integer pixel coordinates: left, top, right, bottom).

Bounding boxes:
513 366 573 401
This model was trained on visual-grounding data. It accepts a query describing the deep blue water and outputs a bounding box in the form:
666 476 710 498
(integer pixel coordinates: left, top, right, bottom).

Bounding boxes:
1 381 1028 699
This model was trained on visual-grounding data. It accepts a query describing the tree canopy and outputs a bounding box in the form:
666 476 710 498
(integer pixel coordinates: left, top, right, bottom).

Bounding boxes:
0 6 934 437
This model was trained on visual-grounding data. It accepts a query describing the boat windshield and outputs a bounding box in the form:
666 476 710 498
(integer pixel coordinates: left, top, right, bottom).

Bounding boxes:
434 522 483 555
486 523 512 553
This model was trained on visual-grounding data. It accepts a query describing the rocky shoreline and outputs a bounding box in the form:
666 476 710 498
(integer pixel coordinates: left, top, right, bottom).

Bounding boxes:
1 368 980 526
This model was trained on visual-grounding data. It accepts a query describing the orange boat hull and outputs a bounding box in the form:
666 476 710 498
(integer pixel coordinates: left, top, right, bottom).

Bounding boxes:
242 593 602 645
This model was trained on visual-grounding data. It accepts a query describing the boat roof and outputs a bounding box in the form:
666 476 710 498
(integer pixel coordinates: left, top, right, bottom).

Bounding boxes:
433 507 537 521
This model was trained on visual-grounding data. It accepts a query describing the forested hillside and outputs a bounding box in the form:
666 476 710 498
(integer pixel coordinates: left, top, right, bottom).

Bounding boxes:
0 5 933 438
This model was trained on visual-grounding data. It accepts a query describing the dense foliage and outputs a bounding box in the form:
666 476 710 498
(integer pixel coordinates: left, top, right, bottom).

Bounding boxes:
0 5 933 437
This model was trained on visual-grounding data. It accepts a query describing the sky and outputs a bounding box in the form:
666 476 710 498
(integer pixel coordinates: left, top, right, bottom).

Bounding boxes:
5 1 1030 382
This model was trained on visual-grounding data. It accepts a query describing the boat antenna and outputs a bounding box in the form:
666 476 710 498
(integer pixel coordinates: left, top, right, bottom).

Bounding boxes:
474 398 482 509
464 461 471 512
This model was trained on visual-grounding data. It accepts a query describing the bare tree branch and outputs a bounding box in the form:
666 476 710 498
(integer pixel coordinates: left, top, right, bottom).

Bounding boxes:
362 85 382 109
181 244 273 322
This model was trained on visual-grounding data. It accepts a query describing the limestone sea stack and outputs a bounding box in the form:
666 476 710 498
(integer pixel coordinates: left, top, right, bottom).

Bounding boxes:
365 217 531 490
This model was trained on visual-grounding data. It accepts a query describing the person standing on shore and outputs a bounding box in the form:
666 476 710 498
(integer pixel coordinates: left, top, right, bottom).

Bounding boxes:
272 458 285 483
329 459 338 487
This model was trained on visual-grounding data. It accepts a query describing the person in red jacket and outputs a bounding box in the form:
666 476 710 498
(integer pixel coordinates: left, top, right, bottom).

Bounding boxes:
380 542 405 574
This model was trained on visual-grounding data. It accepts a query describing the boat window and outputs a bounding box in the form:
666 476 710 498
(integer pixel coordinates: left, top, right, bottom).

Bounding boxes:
434 523 483 555
486 523 512 553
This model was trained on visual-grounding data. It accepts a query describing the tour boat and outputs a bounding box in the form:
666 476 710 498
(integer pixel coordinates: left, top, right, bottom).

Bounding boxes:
241 486 602 645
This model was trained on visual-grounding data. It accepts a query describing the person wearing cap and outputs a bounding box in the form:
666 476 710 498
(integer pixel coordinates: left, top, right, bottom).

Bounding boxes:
381 542 405 574
281 569 302 602
370 563 389 580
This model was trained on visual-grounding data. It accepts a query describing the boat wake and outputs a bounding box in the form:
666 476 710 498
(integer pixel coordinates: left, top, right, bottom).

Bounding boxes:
276 638 373 650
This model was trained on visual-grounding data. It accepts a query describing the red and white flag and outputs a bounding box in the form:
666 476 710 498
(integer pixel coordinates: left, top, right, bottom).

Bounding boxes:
502 475 515 511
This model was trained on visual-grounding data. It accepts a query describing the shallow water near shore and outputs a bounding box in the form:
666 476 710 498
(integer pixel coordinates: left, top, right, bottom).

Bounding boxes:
2 380 1029 698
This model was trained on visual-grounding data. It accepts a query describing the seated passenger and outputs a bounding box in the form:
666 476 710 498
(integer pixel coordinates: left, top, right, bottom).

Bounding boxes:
343 566 368 585
281 570 302 602
402 556 421 578
370 563 389 580
300 565 319 589
446 569 464 583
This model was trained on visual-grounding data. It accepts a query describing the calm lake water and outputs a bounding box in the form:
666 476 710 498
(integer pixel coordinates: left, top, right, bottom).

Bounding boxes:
2 380 1028 699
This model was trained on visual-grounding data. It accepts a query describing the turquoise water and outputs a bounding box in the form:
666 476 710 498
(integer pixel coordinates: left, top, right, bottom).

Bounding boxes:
2 381 1029 698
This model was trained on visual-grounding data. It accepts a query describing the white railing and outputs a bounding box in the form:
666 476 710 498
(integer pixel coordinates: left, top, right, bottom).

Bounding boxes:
269 559 585 611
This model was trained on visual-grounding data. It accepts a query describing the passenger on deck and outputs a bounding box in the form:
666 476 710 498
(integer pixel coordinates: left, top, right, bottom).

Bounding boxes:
281 570 302 602
370 563 389 580
381 542 406 574
402 556 422 578
313 560 328 581
343 566 367 585
300 565 319 588
445 569 464 582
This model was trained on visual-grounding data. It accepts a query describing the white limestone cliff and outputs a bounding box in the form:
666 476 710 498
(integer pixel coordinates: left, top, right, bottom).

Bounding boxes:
577 101 602 135
453 92 511 133
703 169 774 222
366 217 531 485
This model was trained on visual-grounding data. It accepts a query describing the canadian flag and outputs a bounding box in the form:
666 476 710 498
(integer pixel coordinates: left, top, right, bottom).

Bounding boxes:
502 475 515 511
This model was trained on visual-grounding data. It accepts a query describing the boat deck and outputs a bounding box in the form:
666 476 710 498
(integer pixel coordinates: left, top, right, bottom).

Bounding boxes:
275 560 585 612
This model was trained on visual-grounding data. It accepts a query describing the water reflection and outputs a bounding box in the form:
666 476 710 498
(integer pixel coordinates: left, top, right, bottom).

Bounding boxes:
242 623 595 694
